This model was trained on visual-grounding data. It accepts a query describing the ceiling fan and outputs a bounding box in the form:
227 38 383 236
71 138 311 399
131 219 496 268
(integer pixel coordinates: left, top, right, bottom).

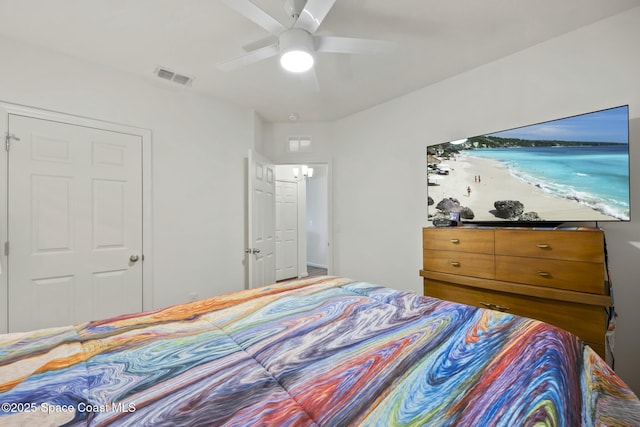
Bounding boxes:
217 0 394 74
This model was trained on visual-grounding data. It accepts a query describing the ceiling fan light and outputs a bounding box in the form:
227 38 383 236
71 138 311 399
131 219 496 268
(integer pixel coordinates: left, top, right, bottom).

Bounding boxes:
278 28 315 73
280 50 314 72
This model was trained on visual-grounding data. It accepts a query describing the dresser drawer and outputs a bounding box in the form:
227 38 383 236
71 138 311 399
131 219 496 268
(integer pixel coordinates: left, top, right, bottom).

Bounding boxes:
423 250 495 279
495 255 605 294
423 228 494 254
494 229 604 262
423 279 606 349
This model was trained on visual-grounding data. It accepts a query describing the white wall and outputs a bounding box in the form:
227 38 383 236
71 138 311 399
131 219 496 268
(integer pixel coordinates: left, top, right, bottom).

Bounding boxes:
0 36 257 311
263 121 335 163
264 7 640 393
307 165 329 268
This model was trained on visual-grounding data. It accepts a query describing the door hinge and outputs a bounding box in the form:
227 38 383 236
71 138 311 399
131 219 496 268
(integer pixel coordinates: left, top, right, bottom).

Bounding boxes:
5 133 20 151
4 241 8 256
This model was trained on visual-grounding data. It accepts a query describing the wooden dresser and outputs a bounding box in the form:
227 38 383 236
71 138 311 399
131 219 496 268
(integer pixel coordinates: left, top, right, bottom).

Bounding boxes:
420 227 611 358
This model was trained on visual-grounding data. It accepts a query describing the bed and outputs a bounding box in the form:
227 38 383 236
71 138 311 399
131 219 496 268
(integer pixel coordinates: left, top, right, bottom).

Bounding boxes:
1 276 639 426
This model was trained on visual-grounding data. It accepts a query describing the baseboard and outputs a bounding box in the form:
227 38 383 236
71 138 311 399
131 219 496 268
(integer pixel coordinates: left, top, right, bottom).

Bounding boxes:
307 262 328 269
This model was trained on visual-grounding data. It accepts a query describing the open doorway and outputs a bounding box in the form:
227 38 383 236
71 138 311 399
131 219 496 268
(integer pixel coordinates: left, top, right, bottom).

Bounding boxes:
274 163 331 281
305 164 329 277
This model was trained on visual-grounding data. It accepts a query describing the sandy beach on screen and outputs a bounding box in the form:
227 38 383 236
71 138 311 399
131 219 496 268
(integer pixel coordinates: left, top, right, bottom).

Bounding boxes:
428 153 614 222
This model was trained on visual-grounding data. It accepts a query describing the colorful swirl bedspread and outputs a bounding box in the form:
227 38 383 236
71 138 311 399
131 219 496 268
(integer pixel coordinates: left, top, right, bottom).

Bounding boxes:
1 276 639 426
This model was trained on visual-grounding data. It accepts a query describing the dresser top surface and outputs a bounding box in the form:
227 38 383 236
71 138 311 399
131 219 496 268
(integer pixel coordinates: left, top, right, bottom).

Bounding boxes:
424 225 602 232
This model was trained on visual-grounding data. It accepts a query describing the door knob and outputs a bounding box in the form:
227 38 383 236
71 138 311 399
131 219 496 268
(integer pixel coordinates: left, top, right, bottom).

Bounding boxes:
130 254 140 262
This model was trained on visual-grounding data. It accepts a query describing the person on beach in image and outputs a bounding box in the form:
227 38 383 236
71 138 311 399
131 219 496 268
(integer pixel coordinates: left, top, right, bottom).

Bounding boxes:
467 186 471 197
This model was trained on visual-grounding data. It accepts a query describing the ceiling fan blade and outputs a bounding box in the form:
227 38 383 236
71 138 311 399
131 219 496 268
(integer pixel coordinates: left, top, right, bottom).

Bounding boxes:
315 36 395 55
242 36 278 53
294 0 337 34
221 0 285 35
217 43 279 72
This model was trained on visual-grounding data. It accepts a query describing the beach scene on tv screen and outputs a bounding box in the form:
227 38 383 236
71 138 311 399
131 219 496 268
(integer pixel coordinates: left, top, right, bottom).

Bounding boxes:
427 106 630 223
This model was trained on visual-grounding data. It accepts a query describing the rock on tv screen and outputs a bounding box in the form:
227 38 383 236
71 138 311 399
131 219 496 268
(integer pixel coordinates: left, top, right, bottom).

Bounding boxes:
427 105 630 224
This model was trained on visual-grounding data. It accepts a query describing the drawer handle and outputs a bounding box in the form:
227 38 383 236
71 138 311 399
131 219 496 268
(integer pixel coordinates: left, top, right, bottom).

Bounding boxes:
537 271 551 277
536 243 550 249
480 302 511 312
450 239 460 244
450 261 461 267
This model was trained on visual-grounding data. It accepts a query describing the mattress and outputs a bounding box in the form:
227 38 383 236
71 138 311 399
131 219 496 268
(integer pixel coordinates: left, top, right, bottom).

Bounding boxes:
1 276 639 426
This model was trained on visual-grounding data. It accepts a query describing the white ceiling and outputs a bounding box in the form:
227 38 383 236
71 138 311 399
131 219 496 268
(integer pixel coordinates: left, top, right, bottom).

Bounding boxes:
1 0 639 123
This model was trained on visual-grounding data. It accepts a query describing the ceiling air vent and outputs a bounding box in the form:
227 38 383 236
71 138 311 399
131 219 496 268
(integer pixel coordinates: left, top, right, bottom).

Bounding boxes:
154 66 194 86
288 136 312 153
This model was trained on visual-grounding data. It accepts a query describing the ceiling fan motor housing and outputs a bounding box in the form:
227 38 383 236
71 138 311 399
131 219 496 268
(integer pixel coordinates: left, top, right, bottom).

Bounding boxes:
279 28 315 54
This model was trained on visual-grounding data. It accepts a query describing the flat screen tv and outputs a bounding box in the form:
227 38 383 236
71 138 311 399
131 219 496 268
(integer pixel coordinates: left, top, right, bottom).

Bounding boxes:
427 105 630 225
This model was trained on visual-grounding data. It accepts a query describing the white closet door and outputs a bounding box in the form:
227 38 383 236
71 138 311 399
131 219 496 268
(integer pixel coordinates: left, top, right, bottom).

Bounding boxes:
7 114 143 331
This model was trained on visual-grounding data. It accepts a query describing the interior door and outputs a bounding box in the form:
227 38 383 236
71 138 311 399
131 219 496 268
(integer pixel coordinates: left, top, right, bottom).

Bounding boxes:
275 180 298 281
247 150 275 288
7 114 143 332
